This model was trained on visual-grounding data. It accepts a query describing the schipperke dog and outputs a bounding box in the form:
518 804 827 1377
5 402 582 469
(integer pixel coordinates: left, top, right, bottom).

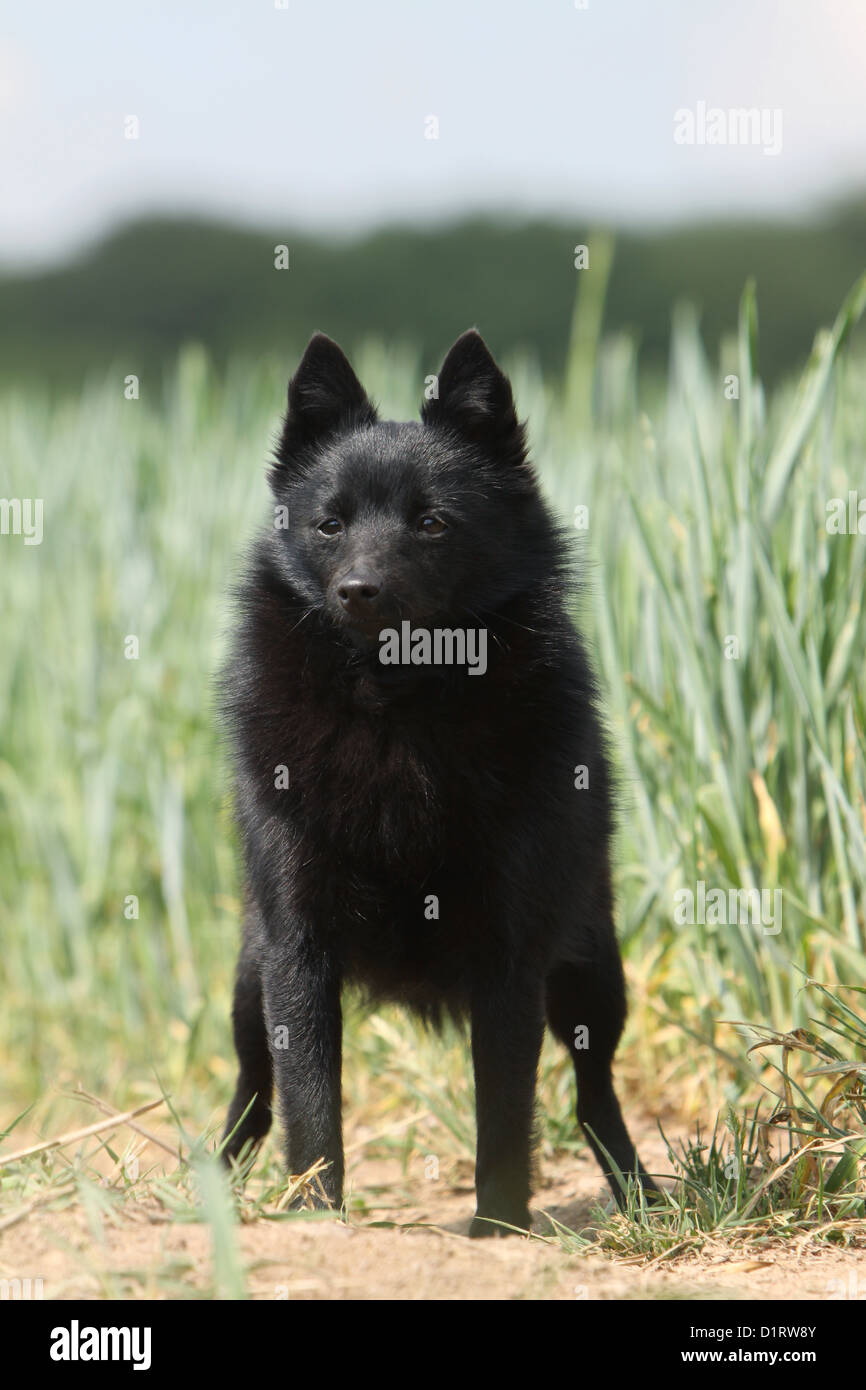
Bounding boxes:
219 329 655 1234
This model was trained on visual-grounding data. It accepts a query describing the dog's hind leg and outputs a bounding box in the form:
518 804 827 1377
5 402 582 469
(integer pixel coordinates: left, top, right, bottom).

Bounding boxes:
545 941 658 1206
221 924 273 1166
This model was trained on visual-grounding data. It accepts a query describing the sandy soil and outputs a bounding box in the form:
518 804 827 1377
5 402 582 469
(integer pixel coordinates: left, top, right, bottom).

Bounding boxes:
1 1114 864 1300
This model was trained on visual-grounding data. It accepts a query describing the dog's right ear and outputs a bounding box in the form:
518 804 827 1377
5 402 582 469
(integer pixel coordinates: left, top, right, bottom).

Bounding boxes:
276 333 377 465
420 330 522 453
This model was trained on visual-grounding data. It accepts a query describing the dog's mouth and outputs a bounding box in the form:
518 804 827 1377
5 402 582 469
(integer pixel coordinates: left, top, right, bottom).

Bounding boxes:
341 617 390 648
331 596 411 647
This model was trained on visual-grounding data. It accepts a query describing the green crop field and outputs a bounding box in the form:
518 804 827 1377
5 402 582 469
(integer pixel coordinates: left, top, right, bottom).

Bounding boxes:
2 275 865 1287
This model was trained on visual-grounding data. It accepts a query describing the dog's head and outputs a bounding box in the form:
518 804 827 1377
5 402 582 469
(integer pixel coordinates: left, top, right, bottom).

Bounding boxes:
267 330 560 644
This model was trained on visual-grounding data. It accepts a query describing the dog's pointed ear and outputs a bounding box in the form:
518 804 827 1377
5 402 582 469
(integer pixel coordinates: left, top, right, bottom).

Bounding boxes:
277 333 377 463
421 330 521 448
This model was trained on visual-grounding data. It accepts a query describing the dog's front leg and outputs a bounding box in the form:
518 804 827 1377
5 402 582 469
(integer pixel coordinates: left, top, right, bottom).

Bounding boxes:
261 930 344 1210
469 967 545 1237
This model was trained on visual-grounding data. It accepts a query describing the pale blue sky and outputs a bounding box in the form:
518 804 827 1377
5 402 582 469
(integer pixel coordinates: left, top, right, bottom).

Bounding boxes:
2 0 866 266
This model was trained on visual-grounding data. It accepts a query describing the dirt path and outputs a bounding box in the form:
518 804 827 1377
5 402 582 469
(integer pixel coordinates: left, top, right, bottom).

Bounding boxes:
2 1115 864 1300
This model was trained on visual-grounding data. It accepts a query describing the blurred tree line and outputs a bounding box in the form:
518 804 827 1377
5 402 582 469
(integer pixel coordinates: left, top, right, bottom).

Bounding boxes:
2 198 865 389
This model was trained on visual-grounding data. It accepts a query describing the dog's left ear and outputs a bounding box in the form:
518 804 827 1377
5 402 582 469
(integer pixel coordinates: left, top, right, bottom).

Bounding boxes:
276 333 377 465
421 330 521 449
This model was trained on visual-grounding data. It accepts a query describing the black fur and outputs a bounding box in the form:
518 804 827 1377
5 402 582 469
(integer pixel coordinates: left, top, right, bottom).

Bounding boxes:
219 329 655 1233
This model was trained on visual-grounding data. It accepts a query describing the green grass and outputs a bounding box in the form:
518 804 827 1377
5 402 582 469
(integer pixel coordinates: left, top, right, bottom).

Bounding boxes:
1 278 866 1265
537 977 866 1261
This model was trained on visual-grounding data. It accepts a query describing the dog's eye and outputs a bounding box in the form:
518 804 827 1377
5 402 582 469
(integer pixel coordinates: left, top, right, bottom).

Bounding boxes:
418 515 447 536
317 518 344 536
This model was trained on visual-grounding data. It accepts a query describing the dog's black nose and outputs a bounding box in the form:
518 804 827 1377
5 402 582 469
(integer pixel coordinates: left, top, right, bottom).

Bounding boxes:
338 573 381 615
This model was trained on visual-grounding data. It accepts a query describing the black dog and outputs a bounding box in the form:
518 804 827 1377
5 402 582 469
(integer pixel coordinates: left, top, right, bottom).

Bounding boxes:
220 329 655 1233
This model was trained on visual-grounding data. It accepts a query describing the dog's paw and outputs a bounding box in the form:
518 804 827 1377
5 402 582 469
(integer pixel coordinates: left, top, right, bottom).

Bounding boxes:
469 1211 531 1238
